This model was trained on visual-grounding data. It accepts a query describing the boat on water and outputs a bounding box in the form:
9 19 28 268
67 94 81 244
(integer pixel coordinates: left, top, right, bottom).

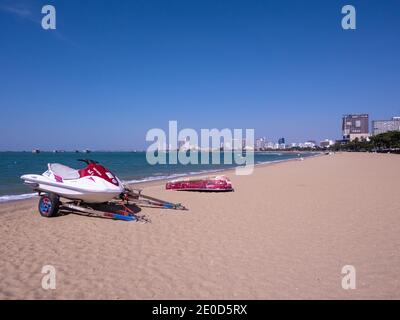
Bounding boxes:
166 175 234 192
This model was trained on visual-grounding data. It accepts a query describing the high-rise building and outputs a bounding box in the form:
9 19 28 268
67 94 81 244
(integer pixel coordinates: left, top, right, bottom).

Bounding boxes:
320 139 335 148
372 117 400 135
266 142 274 149
304 141 316 148
342 114 370 141
242 139 254 150
278 137 285 144
255 137 266 150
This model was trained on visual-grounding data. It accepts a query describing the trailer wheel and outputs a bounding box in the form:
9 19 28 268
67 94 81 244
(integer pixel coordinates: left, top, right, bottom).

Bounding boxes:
38 194 60 217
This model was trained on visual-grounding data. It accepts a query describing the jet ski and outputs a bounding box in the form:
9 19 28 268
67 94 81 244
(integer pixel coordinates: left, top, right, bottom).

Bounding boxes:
21 159 124 203
21 159 187 220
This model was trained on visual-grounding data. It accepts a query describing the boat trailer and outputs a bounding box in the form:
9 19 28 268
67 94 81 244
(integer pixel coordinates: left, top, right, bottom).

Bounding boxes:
35 185 187 222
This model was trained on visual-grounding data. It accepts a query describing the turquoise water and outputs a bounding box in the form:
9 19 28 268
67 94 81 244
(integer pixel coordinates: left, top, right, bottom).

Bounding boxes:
0 151 315 201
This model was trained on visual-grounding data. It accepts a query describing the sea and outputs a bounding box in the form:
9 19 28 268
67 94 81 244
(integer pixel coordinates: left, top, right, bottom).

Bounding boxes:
0 151 317 202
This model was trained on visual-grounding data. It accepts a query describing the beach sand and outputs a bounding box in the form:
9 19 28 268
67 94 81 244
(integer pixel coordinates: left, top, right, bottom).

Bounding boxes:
0 152 399 299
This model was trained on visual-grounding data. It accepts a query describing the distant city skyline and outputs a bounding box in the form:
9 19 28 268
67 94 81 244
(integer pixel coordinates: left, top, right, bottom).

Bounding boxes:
1 0 400 151
2 110 400 151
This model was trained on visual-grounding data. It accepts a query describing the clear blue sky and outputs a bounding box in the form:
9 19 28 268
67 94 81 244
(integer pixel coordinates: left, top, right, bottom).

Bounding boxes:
1 0 399 150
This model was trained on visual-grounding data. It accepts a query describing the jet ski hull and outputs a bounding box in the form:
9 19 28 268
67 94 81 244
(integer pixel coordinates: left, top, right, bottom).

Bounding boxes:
21 174 123 203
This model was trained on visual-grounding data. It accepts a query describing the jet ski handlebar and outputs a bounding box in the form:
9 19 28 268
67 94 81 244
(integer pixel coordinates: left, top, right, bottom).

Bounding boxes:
77 159 99 165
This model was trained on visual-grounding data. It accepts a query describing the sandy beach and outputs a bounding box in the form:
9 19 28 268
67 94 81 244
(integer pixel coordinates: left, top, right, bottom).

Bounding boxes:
0 152 399 299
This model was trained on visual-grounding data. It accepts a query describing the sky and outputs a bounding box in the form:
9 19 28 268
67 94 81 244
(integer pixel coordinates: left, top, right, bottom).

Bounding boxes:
0 0 399 151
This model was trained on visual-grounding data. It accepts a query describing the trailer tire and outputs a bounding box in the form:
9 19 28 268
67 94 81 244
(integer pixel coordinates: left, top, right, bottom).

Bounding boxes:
38 194 60 217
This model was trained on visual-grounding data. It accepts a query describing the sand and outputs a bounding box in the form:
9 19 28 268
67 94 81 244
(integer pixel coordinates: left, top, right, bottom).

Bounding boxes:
0 152 399 299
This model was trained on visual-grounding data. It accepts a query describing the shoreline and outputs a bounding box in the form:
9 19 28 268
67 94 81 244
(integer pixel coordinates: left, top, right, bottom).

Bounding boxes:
0 152 322 205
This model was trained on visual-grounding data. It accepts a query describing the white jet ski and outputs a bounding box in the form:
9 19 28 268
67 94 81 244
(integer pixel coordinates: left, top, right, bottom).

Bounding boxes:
21 159 124 203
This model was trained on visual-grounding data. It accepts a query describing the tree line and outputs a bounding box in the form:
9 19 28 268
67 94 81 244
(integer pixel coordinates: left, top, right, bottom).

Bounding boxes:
331 131 400 152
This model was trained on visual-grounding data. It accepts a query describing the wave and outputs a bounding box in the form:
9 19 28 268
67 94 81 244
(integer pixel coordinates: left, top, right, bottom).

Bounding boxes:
123 171 214 185
122 172 189 184
0 193 37 203
122 167 237 185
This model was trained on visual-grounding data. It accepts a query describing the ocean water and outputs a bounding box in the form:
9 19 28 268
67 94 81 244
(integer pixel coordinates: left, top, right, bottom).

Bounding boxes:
0 151 316 202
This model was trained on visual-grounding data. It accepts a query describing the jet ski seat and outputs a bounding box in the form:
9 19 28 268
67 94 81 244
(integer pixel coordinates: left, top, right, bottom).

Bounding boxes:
48 163 80 180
